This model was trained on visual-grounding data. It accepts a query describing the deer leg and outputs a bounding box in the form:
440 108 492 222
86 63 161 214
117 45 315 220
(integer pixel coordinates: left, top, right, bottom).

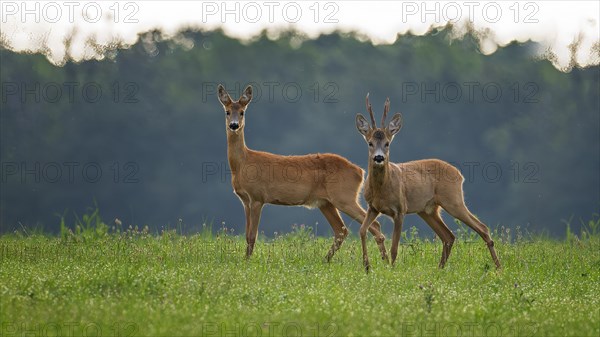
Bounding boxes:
390 214 405 265
243 203 251 237
337 202 388 262
368 221 389 263
245 201 264 258
442 203 501 269
240 200 251 258
418 210 456 268
319 202 349 262
359 207 379 273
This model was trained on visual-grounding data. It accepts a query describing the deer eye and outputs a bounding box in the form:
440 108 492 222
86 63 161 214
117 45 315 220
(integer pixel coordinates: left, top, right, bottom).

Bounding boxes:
226 111 230 116
368 142 373 147
385 143 389 148
240 111 244 116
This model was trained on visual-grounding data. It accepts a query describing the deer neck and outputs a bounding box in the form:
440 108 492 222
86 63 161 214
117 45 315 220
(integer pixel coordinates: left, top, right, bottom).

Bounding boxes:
226 129 248 171
368 161 391 188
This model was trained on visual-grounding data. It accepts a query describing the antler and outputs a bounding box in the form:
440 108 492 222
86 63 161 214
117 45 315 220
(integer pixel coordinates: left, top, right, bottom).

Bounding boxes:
366 93 376 127
381 97 390 127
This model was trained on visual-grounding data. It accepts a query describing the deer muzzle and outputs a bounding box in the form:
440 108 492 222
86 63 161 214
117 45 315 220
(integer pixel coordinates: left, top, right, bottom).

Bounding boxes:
229 122 240 131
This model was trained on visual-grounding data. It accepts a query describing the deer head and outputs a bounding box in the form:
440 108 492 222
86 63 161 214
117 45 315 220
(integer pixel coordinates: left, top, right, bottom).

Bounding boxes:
217 84 253 133
355 94 403 165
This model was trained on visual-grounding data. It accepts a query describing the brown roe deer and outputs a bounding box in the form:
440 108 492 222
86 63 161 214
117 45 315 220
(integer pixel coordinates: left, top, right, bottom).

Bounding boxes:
217 84 389 261
355 94 501 272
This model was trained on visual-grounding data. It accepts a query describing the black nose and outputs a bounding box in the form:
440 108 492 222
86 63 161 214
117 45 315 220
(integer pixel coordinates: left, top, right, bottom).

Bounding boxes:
229 123 239 130
373 155 385 163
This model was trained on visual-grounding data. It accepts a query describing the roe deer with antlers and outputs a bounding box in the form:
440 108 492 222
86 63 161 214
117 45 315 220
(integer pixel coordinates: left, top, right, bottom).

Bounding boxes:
217 84 389 261
355 94 501 272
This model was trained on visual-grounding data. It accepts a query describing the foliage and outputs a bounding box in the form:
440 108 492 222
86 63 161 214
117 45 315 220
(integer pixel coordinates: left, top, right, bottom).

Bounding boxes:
0 28 598 236
1 222 598 336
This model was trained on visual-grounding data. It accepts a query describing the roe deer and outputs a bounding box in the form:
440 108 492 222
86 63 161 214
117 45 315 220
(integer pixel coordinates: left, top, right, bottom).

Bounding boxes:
355 94 501 272
217 84 389 261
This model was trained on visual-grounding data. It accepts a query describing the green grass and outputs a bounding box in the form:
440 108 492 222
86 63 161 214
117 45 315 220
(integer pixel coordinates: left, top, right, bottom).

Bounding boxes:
1 218 599 337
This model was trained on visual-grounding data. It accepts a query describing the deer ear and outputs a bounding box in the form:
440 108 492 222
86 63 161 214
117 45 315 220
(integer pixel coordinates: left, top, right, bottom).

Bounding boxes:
239 85 253 106
387 113 403 136
356 114 371 137
217 84 232 107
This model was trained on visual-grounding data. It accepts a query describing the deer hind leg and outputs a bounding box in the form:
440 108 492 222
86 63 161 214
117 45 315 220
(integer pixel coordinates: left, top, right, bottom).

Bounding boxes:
441 201 501 269
418 207 456 268
335 200 389 263
245 201 264 258
319 201 349 262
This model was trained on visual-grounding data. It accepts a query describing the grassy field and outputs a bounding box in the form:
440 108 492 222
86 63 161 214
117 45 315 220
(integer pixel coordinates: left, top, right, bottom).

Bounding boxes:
1 216 599 337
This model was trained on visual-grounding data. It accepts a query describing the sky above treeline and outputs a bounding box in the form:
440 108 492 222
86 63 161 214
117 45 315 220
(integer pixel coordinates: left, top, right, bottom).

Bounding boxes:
1 1 598 71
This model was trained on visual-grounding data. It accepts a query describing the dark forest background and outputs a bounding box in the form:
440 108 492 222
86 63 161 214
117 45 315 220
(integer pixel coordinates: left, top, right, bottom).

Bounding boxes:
1 27 598 237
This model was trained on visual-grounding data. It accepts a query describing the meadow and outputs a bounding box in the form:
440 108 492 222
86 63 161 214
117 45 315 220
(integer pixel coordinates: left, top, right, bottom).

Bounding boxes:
1 213 599 337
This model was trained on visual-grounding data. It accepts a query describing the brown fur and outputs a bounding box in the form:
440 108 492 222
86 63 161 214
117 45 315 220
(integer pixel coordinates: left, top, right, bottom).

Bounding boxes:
218 84 389 261
356 94 501 272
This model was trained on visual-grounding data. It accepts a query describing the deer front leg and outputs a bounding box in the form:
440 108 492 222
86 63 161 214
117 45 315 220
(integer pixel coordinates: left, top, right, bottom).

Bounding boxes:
334 201 389 263
391 214 404 266
368 221 389 263
243 203 251 236
245 201 264 258
241 202 251 258
360 207 379 273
